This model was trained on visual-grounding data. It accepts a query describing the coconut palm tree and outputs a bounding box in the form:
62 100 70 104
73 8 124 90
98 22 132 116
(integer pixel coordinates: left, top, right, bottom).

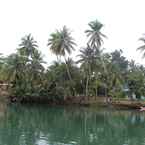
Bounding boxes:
85 19 106 50
48 26 76 58
5 53 27 97
85 20 107 71
18 34 44 94
18 34 38 58
137 34 145 58
47 26 76 95
28 49 45 93
5 53 25 81
77 45 96 96
85 19 107 97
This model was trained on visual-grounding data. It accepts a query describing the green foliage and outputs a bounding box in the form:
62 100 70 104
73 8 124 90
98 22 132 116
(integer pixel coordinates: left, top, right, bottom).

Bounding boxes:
0 19 145 102
47 26 76 57
126 64 145 99
137 34 145 58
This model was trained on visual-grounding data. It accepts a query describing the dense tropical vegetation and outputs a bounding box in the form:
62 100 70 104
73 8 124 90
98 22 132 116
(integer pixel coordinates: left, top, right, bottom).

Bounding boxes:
0 19 145 103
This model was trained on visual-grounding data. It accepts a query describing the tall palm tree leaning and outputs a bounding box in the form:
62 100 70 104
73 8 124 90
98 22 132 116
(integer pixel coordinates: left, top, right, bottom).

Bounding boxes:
137 34 145 58
85 19 107 96
47 26 76 96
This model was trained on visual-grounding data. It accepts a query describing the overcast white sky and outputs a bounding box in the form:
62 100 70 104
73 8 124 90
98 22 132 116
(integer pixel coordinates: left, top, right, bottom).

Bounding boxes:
0 0 145 65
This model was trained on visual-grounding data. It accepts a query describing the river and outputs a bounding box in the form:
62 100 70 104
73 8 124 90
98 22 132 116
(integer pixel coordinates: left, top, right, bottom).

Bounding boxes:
0 104 145 145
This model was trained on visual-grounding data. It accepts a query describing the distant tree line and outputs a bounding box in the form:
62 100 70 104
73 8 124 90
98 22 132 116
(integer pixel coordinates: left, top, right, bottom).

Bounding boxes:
0 19 145 102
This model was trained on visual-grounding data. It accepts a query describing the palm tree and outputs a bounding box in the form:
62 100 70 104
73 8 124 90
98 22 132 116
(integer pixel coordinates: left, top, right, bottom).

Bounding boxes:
18 34 38 58
0 54 6 81
104 59 124 98
85 19 106 50
85 20 107 71
5 53 24 81
85 19 107 97
47 26 76 95
77 45 96 96
48 26 76 57
137 34 145 58
28 49 45 92
5 53 27 97
18 34 44 95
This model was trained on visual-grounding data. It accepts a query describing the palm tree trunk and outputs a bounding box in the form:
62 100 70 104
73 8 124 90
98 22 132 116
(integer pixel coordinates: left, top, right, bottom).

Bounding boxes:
86 76 89 97
99 54 108 98
95 75 98 100
64 57 76 96
100 55 107 74
95 88 98 100
85 65 91 100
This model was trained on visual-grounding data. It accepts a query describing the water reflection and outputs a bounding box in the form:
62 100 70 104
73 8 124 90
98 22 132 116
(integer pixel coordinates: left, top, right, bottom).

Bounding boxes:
0 105 145 145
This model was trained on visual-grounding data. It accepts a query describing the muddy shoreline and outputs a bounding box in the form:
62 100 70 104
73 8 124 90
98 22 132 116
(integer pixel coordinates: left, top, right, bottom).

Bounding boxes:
7 96 145 109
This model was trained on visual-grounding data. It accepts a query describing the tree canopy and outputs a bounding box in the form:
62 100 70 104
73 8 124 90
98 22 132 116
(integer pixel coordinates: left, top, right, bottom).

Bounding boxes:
0 19 145 102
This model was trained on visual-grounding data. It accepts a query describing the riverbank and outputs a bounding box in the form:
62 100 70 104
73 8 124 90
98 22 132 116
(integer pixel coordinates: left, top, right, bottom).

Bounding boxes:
73 97 145 109
8 96 145 109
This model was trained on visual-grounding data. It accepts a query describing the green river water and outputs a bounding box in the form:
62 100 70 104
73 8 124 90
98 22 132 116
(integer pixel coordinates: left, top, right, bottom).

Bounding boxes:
0 104 145 145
